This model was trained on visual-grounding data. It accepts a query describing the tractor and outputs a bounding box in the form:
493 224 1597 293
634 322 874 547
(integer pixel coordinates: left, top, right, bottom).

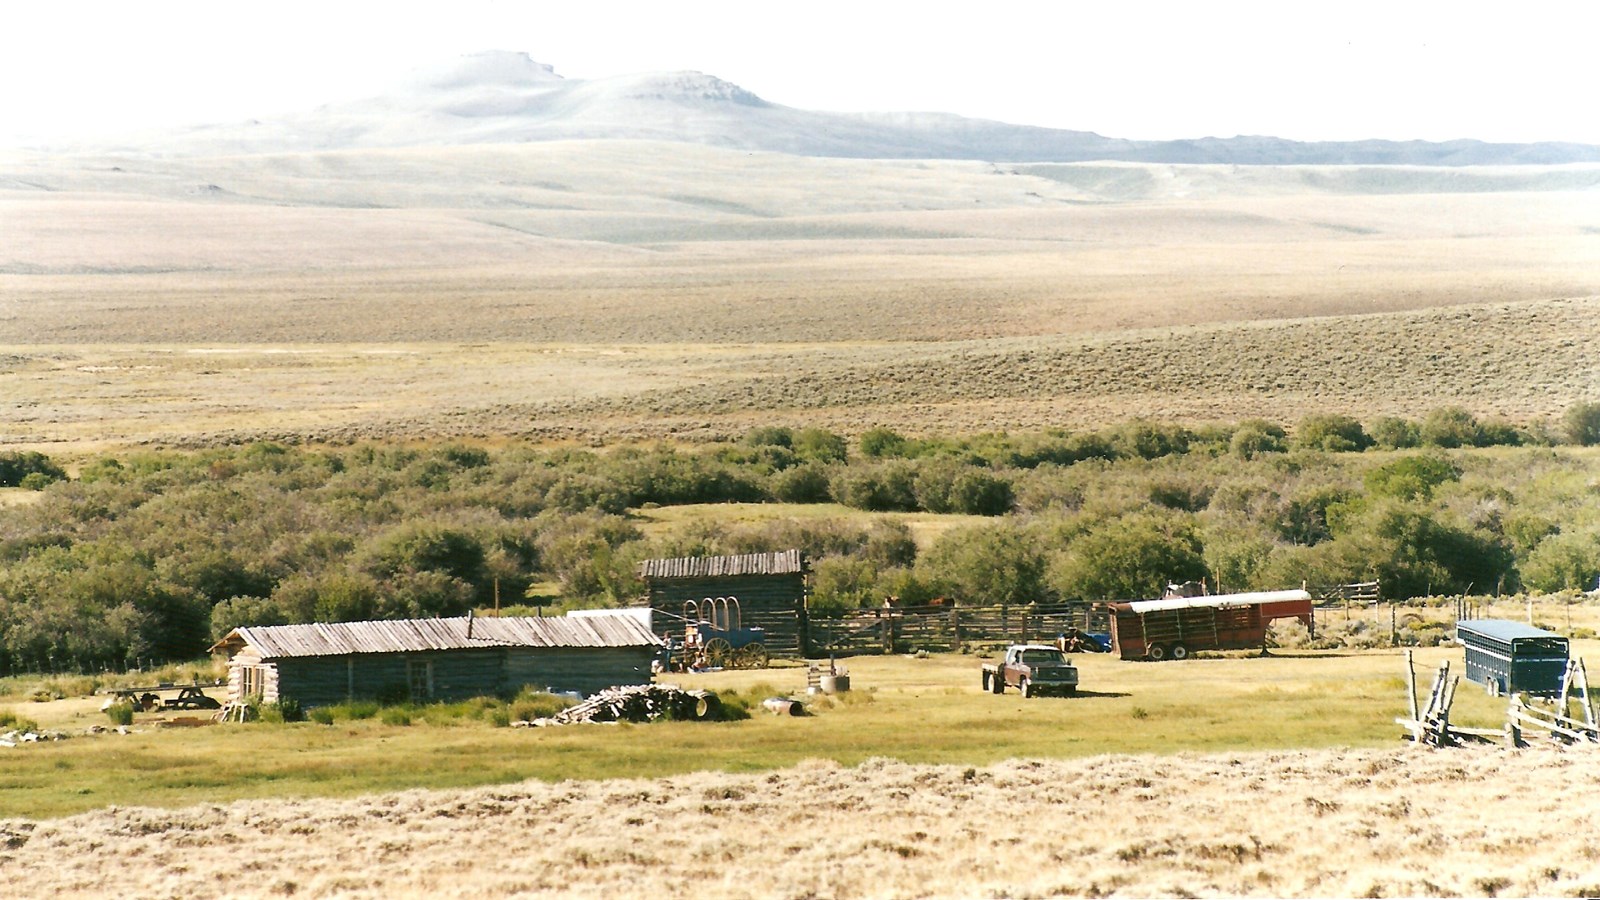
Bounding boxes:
682 596 768 669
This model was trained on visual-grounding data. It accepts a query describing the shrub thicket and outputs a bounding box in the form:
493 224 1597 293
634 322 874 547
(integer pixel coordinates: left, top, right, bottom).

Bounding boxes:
0 413 1593 672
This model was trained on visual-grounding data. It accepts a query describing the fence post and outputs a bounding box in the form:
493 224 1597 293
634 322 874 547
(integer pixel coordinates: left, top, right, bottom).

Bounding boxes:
949 604 961 650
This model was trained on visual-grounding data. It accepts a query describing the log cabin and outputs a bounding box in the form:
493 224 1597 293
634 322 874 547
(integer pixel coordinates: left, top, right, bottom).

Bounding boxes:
210 613 660 707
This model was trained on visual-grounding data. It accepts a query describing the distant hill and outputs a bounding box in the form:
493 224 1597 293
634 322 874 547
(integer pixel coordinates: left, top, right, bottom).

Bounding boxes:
67 51 1600 165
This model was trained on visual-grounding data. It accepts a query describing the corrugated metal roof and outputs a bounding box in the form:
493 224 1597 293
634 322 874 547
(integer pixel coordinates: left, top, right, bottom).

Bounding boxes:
1456 619 1565 643
212 615 661 660
1123 589 1312 614
639 549 805 579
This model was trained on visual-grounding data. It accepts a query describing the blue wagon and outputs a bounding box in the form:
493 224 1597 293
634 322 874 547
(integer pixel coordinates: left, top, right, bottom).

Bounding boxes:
1457 619 1569 697
682 596 768 669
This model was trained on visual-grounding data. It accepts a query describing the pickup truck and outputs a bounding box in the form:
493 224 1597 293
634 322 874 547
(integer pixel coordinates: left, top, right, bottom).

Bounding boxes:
981 644 1080 698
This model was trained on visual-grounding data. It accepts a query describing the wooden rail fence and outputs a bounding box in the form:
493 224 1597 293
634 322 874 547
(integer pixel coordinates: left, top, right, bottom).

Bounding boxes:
807 603 1109 656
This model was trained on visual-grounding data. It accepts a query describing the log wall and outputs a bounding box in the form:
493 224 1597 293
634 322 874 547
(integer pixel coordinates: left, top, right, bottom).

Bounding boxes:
227 646 658 707
643 573 808 657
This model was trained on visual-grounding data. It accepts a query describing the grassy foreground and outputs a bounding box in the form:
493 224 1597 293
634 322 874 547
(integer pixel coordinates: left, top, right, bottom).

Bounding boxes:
2 641 1540 820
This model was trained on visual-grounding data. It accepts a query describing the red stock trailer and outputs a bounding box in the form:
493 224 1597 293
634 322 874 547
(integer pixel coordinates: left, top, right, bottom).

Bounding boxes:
1105 589 1314 661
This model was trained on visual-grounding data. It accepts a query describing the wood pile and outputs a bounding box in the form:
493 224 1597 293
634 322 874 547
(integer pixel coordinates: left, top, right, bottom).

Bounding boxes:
0 728 69 747
520 684 724 726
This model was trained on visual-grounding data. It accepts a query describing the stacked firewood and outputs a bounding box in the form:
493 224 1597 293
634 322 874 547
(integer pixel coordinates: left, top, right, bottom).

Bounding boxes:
528 685 723 726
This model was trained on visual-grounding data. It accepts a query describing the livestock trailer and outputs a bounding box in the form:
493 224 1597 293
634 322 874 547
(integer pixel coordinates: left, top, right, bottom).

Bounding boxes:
1106 589 1314 660
1456 619 1569 697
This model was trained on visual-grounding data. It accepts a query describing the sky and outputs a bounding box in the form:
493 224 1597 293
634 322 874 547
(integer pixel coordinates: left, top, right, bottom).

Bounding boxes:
3 1 1597 146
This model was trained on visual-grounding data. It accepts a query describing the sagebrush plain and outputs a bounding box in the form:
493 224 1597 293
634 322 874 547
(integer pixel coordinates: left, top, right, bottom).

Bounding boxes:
4 139 1600 898
4 147 1598 451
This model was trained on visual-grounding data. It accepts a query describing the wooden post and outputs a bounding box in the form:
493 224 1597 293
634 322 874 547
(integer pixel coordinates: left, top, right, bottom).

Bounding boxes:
1405 649 1420 724
1579 659 1597 733
949 604 961 649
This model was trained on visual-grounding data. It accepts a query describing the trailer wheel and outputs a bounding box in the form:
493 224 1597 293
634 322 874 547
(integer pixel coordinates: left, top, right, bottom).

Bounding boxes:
1170 644 1190 661
1147 644 1168 662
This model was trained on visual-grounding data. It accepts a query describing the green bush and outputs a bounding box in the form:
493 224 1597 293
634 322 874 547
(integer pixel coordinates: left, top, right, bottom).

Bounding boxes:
1230 420 1287 459
858 427 909 459
769 464 833 503
380 707 413 727
1050 512 1206 601
104 701 135 727
0 451 67 488
1364 454 1461 501
510 689 576 723
793 428 849 464
1293 414 1371 453
1521 531 1600 593
308 707 335 725
1563 401 1600 446
1420 406 1484 449
0 708 41 733
1109 421 1190 460
921 522 1046 606
340 700 381 720
261 697 304 723
1368 417 1420 450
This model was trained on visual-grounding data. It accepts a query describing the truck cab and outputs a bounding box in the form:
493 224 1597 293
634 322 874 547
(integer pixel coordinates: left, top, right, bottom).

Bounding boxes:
981 644 1080 698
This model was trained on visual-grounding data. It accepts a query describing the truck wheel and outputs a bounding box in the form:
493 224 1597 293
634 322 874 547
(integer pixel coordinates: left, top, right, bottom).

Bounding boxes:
993 674 1004 694
1170 644 1190 661
1147 644 1168 662
982 671 991 692
1020 678 1032 698
1064 685 1077 695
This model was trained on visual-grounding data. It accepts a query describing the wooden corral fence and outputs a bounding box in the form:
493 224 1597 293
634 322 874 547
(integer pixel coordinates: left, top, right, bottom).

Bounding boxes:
808 603 1109 656
1507 658 1599 746
1398 650 1600 748
1312 580 1382 608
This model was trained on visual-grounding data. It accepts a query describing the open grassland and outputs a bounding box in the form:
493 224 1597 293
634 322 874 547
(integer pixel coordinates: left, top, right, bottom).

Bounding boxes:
4 295 1597 450
4 644 1600 897
3 147 1598 451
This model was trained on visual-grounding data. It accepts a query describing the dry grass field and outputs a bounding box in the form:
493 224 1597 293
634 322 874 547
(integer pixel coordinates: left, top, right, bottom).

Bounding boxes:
3 146 1598 452
4 746 1599 898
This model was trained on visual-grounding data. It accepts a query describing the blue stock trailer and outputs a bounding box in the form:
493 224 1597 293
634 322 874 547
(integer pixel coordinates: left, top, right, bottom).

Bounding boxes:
1456 619 1569 697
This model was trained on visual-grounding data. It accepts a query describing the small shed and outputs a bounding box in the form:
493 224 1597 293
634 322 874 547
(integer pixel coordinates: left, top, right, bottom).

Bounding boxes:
1457 619 1569 696
209 614 661 707
639 550 809 657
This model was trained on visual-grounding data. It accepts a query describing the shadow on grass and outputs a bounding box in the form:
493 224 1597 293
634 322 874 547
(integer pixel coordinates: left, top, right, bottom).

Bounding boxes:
1061 689 1132 699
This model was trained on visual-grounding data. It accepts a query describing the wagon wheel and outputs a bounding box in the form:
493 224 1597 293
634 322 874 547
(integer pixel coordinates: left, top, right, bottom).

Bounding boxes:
736 643 768 669
703 637 733 667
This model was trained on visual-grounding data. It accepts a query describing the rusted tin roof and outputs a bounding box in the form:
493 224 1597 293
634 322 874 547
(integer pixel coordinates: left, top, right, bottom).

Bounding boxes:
638 549 805 580
210 614 661 660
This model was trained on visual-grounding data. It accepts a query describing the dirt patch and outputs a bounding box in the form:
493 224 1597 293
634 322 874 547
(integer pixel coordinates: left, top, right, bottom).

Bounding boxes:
2 746 1596 898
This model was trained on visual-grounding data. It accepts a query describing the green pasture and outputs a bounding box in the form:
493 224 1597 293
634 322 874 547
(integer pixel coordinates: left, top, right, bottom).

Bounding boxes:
6 640 1566 821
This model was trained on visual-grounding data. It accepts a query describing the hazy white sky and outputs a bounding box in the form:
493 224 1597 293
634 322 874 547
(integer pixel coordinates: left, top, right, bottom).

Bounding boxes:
3 1 1596 145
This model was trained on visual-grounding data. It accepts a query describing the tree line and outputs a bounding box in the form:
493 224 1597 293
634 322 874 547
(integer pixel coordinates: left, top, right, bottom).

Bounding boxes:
1 402 1598 672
